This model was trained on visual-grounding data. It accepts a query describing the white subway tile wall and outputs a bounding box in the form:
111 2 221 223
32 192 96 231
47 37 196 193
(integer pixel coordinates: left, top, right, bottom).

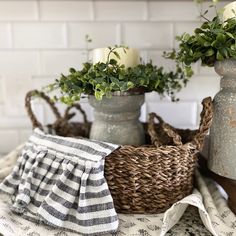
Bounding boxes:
0 0 228 155
39 1 93 21
123 22 173 49
68 23 119 48
94 1 148 21
0 23 11 48
13 23 67 49
0 1 38 21
0 77 3 103
40 50 87 74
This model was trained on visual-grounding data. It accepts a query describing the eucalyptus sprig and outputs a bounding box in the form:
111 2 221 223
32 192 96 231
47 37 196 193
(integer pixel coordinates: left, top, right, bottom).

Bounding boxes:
48 46 188 104
164 9 236 76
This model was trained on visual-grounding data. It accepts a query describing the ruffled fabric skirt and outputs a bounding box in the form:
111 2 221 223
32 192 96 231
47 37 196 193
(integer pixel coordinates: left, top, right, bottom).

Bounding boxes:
0 128 119 235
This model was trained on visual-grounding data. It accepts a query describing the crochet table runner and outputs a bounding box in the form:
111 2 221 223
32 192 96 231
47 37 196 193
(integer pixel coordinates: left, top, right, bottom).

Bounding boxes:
0 129 119 235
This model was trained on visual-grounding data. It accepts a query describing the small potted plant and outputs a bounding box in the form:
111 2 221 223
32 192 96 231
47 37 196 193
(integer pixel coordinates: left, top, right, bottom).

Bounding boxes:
49 46 187 145
164 2 236 180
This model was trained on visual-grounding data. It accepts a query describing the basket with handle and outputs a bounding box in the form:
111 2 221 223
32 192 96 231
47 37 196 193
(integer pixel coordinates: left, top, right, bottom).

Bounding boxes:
104 97 213 214
25 90 91 138
25 91 213 213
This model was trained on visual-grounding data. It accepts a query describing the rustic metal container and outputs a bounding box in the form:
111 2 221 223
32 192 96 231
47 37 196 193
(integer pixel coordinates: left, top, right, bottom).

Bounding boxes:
88 92 145 145
208 59 236 180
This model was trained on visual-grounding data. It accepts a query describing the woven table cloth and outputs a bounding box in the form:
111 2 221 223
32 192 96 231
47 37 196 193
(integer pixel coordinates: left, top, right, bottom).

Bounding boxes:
0 143 236 236
0 129 119 235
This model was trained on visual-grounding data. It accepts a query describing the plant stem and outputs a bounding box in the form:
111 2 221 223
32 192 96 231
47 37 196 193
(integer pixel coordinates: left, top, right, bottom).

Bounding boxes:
200 14 210 22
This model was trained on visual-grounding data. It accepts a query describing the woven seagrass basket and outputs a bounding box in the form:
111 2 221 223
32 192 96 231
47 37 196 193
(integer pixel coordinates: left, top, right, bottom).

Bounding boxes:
25 90 91 138
25 91 213 214
104 97 213 214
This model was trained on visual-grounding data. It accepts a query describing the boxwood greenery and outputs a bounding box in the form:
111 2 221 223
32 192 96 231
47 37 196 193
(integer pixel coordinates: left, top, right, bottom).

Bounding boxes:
49 46 189 104
164 10 236 76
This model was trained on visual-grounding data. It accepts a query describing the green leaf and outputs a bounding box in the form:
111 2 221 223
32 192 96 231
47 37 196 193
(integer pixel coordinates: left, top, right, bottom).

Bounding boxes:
184 66 194 77
182 33 190 41
127 81 134 89
109 59 118 65
216 33 226 43
219 48 229 58
231 44 236 50
110 77 120 85
205 48 215 57
216 51 224 60
194 28 204 34
69 68 76 73
226 32 235 39
201 22 210 29
113 51 121 60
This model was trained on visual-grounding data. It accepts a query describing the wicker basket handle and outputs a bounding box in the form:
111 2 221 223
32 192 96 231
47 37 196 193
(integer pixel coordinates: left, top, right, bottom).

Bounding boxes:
148 113 183 147
25 90 62 129
192 97 213 150
63 104 88 123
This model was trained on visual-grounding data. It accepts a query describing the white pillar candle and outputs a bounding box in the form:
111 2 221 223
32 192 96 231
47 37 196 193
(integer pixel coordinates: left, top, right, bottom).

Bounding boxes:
92 47 140 68
223 1 236 21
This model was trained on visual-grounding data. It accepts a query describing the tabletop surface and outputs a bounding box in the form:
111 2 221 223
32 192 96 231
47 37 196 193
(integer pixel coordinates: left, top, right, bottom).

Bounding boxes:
0 146 236 236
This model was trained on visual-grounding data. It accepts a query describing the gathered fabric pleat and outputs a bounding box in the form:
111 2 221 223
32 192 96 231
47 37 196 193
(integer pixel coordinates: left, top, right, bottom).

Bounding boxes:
0 128 119 236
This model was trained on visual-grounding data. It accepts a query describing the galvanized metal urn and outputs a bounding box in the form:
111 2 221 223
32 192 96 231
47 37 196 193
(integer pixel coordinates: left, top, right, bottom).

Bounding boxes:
88 93 145 145
208 59 236 180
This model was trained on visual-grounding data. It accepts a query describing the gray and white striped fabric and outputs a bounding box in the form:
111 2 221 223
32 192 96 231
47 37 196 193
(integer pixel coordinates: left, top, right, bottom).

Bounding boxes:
0 128 119 235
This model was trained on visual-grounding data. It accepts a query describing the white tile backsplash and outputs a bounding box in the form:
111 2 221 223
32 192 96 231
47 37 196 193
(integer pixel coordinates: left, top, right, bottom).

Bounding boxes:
178 75 220 101
0 0 226 154
0 78 3 104
149 1 200 21
0 23 11 48
147 101 198 128
39 1 93 21
18 129 32 144
40 50 87 75
0 116 31 129
94 1 147 21
3 75 32 116
0 51 40 75
31 76 55 90
147 50 177 71
13 23 67 49
0 1 38 21
0 130 19 153
123 22 173 49
68 23 119 49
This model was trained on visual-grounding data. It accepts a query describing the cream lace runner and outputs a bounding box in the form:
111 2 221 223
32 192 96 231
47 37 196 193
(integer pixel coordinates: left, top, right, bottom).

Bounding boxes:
0 145 235 236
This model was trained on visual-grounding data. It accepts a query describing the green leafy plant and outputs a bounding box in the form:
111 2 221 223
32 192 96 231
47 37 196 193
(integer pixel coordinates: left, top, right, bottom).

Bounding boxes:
48 46 189 104
164 7 236 76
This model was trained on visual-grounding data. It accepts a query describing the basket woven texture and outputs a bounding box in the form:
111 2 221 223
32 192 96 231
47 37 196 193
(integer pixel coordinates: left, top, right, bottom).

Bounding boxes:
25 90 91 138
105 97 213 213
25 91 213 214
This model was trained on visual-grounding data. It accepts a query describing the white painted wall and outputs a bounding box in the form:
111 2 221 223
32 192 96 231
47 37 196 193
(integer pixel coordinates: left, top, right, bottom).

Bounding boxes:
0 0 229 154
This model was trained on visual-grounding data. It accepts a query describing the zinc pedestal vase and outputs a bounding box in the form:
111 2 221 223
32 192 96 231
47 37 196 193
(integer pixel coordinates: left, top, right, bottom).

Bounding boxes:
208 59 236 180
88 93 145 146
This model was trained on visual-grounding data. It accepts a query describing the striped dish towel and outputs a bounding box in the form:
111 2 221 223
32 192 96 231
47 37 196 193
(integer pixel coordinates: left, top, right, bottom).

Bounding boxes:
0 128 119 235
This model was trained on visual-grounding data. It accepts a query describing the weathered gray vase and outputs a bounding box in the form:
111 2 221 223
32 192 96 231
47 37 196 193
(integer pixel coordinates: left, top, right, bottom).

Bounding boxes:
88 93 145 145
208 59 236 180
